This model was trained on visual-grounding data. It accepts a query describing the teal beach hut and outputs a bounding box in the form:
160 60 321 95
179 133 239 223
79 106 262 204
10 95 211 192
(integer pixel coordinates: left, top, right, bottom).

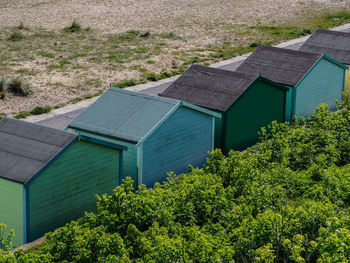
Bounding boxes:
0 118 125 247
235 45 347 120
160 64 288 152
299 28 350 91
68 87 219 188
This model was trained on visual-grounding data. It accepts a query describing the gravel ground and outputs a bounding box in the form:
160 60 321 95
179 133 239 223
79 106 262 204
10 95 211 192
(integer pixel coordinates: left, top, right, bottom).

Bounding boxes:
0 0 349 115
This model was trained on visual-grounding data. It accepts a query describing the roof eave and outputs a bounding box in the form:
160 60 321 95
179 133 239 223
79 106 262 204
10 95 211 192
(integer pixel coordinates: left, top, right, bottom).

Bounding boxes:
68 126 139 145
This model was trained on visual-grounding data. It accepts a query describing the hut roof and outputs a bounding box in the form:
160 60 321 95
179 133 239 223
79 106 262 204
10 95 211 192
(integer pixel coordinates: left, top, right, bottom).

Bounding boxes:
69 88 182 143
299 28 350 65
235 45 322 86
160 64 286 112
0 118 77 184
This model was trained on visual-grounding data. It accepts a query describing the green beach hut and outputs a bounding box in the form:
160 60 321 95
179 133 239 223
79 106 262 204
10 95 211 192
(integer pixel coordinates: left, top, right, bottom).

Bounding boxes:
0 118 125 247
299 28 350 91
68 87 219 189
236 45 348 120
160 64 288 152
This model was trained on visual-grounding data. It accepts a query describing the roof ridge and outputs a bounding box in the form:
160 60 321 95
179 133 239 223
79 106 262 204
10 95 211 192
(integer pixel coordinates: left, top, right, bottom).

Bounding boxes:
109 86 179 105
256 45 322 58
190 64 258 80
315 28 350 37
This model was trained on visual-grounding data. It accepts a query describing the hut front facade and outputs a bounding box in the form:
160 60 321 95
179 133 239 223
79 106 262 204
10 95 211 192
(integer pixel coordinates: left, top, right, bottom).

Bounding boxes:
299 28 350 91
68 88 219 189
160 64 288 152
0 118 125 247
236 45 348 120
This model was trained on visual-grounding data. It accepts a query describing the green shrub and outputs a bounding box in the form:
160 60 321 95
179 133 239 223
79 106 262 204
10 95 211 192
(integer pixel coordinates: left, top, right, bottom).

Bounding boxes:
0 78 6 99
64 20 82 33
114 79 139 88
14 111 30 119
7 78 33 96
7 31 24 41
29 106 52 115
15 22 29 30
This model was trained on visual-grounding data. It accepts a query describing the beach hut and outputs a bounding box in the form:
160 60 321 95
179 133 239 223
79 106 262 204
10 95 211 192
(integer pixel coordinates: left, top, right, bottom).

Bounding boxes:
0 118 125 247
299 28 350 91
235 45 347 120
68 87 219 189
160 64 288 152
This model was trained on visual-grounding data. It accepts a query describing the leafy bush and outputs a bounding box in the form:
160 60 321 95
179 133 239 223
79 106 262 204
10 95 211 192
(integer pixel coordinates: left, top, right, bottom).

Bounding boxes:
7 78 33 96
2 102 350 262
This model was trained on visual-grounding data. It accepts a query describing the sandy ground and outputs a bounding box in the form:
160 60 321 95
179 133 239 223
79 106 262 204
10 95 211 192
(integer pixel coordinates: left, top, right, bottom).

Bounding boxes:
0 0 348 34
0 0 349 115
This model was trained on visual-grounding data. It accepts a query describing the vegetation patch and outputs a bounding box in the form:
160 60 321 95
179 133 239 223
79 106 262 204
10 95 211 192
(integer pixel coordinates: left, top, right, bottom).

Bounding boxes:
29 106 52 115
2 101 350 261
7 78 33 96
7 31 25 41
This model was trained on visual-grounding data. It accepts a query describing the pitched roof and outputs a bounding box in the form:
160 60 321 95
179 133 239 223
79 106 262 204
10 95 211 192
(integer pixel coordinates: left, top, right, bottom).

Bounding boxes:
235 45 322 86
68 88 180 143
299 28 350 65
160 64 286 112
0 118 77 184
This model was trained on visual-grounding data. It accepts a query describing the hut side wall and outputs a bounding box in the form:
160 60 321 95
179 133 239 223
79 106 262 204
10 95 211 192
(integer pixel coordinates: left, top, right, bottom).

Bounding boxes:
214 112 223 149
224 81 285 152
295 59 344 117
28 140 120 242
345 67 350 92
142 107 213 188
0 179 23 247
74 131 138 185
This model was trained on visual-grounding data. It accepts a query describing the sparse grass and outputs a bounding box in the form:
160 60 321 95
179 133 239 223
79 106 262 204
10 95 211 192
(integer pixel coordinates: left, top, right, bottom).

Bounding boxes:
14 111 30 119
158 32 182 40
113 79 141 88
29 106 52 115
15 22 29 31
7 78 33 96
64 20 82 33
7 31 24 41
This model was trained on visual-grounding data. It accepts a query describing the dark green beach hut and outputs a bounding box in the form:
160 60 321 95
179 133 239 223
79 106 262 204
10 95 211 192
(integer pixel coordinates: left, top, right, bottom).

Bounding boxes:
160 64 288 152
0 118 125 247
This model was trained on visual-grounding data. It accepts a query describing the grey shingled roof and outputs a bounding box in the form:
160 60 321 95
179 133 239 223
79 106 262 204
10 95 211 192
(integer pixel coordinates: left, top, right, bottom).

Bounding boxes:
235 45 322 86
160 64 260 111
299 28 350 65
68 87 179 143
0 118 77 184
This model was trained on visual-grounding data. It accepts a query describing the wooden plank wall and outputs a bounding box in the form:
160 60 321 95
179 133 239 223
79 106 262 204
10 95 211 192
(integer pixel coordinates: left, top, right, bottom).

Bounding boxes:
142 107 212 188
0 179 23 247
295 59 344 117
28 140 120 242
224 80 285 152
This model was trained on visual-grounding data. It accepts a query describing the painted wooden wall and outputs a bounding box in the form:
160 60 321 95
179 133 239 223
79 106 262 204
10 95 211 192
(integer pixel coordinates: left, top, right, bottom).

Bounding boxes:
75 131 138 186
224 80 285 152
295 59 344 118
345 67 350 92
214 113 223 149
0 179 23 247
141 107 213 188
28 140 120 242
